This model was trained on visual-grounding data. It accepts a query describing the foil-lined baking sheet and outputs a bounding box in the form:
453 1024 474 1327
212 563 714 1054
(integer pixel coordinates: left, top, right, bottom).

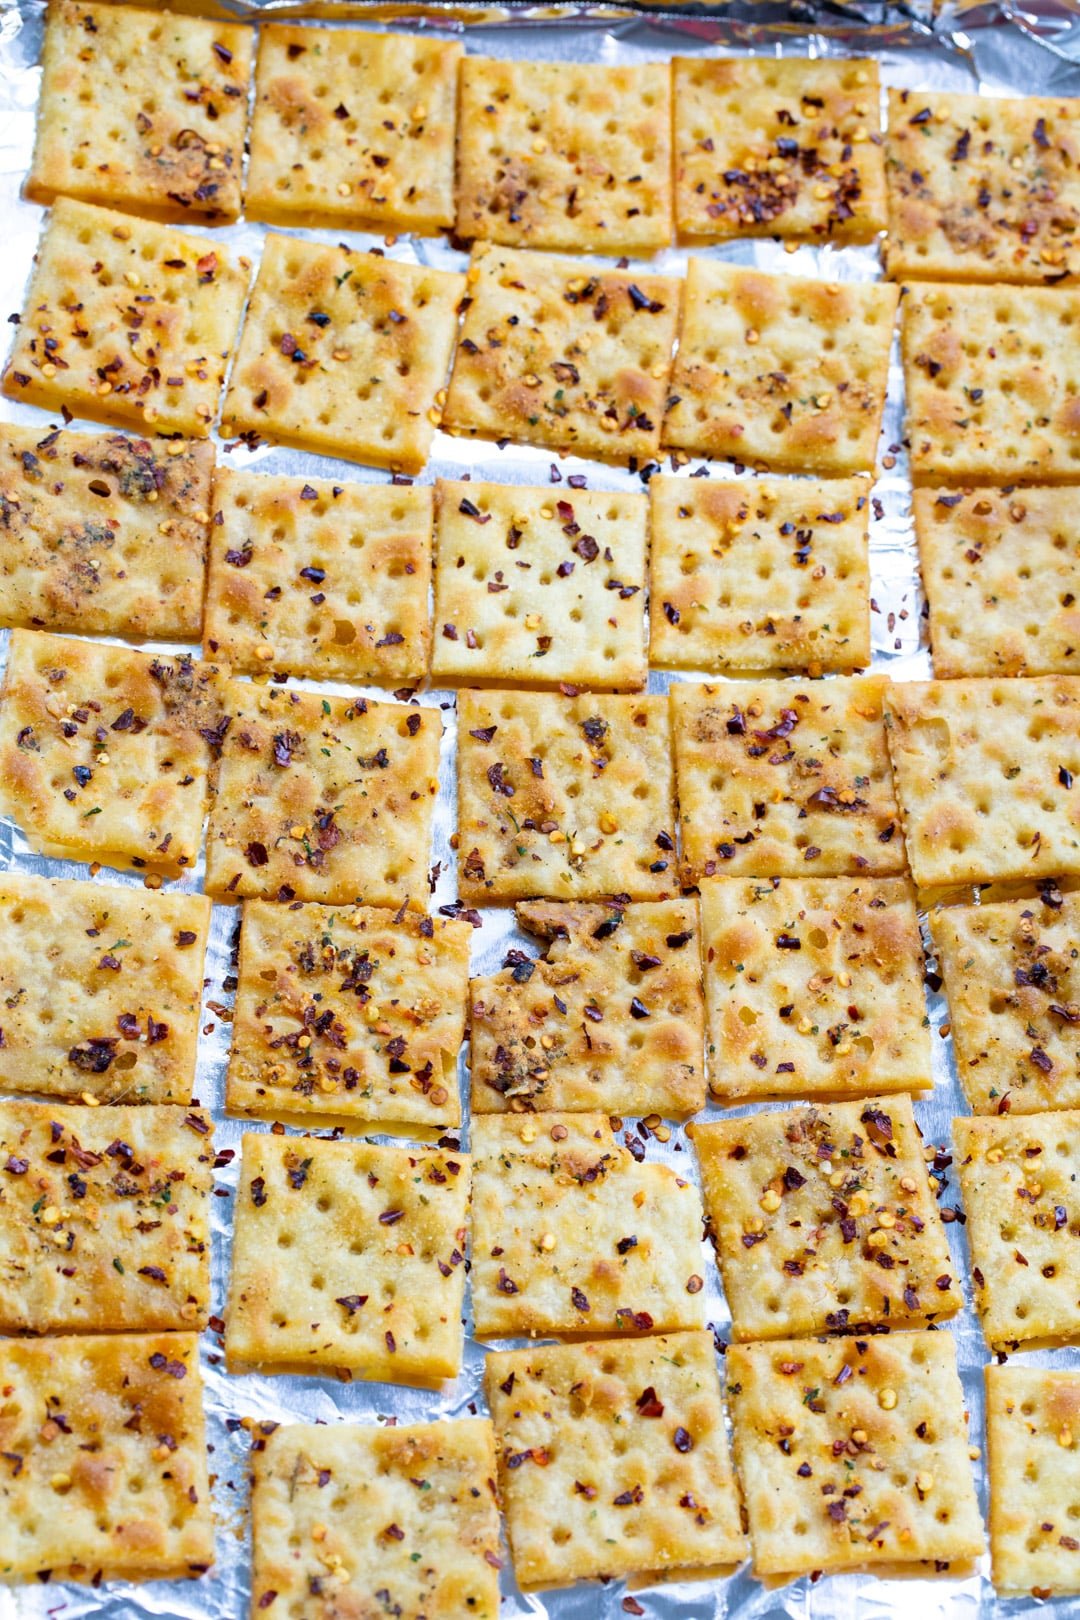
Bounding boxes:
0 1 1079 1616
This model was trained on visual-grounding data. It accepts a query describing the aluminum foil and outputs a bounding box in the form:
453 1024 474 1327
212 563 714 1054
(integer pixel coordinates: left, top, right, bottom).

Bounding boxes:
1 2 1080 1616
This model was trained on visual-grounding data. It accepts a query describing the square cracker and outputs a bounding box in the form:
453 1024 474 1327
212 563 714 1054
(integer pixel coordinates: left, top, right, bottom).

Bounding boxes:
672 675 904 885
432 479 648 690
246 25 461 234
225 1131 470 1384
2 197 249 436
456 58 672 255
727 1331 983 1576
955 1111 1080 1348
662 260 898 474
484 1331 745 1586
985 1363 1080 1597
250 1418 500 1620
0 425 212 642
932 890 1080 1115
900 281 1080 483
914 486 1080 679
220 235 463 476
885 89 1080 285
701 875 931 1102
444 243 680 467
469 897 704 1117
0 872 209 1104
27 0 250 223
0 630 219 870
884 676 1080 891
205 680 439 906
227 899 469 1128
0 1332 213 1584
204 466 432 684
674 56 886 244
456 687 675 904
0 1099 213 1334
649 474 871 675
470 1111 708 1338
691 1094 961 1341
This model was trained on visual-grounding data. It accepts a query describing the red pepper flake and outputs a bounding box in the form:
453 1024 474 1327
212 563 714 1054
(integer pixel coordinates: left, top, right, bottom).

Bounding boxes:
379 1208 404 1226
245 841 269 868
613 1484 644 1506
257 1593 277 1610
571 1286 590 1312
686 1274 703 1292
212 41 233 64
250 1175 267 1207
673 1426 693 1452
4 1156 28 1175
622 1600 645 1616
636 1386 664 1418
497 1267 518 1294
138 1265 168 1284
385 1330 396 1353
336 1294 368 1313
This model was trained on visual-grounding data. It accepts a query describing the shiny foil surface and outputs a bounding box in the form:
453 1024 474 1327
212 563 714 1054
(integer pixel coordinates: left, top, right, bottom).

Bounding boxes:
0 1 1079 1616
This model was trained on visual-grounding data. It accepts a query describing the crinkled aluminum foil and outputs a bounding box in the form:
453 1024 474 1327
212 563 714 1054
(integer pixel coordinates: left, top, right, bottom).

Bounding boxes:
0 2 1079 1617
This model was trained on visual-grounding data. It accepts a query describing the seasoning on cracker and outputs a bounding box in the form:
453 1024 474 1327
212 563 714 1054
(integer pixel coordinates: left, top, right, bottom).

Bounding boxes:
692 1094 960 1340
672 675 904 884
432 478 648 690
444 243 680 466
2 198 249 435
228 900 468 1128
221 235 463 474
701 875 931 1101
225 1131 470 1384
204 467 432 683
0 872 209 1104
675 56 885 244
985 1363 1080 1596
470 897 704 1116
470 1111 708 1338
485 1332 745 1586
649 473 871 674
456 687 675 903
28 0 250 222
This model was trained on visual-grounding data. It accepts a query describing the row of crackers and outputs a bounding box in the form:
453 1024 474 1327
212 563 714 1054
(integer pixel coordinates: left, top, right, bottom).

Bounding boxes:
26 0 1080 284
1 1099 1077 1597
6 192 1080 485
2 426 1072 686
0 862 1071 1123
0 631 1075 901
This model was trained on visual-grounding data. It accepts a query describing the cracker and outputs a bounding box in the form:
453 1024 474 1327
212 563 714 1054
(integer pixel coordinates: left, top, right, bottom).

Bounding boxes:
985 1363 1080 1597
674 56 886 244
431 479 648 690
0 1331 213 1584
0 630 219 870
251 1418 500 1620
691 1095 960 1341
901 281 1080 483
469 898 704 1116
672 675 904 884
227 899 468 1127
0 425 212 642
884 676 1080 891
444 243 680 466
954 1111 1080 1348
932 890 1080 1115
885 89 1080 284
0 872 209 1104
220 235 463 476
663 259 898 474
205 680 439 906
2 197 249 436
456 688 675 903
484 1331 745 1586
204 467 432 683
649 474 871 674
246 25 461 234
914 486 1080 679
470 1112 708 1338
27 0 250 223
0 1099 212 1334
225 1131 470 1384
727 1331 983 1576
456 58 672 254
701 875 930 1102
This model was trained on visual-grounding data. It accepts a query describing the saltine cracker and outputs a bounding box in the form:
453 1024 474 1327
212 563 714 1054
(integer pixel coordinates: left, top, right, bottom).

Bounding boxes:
985 1363 1080 1596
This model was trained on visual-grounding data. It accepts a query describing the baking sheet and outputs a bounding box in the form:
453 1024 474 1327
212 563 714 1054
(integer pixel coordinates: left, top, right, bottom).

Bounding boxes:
0 1 1079 1616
